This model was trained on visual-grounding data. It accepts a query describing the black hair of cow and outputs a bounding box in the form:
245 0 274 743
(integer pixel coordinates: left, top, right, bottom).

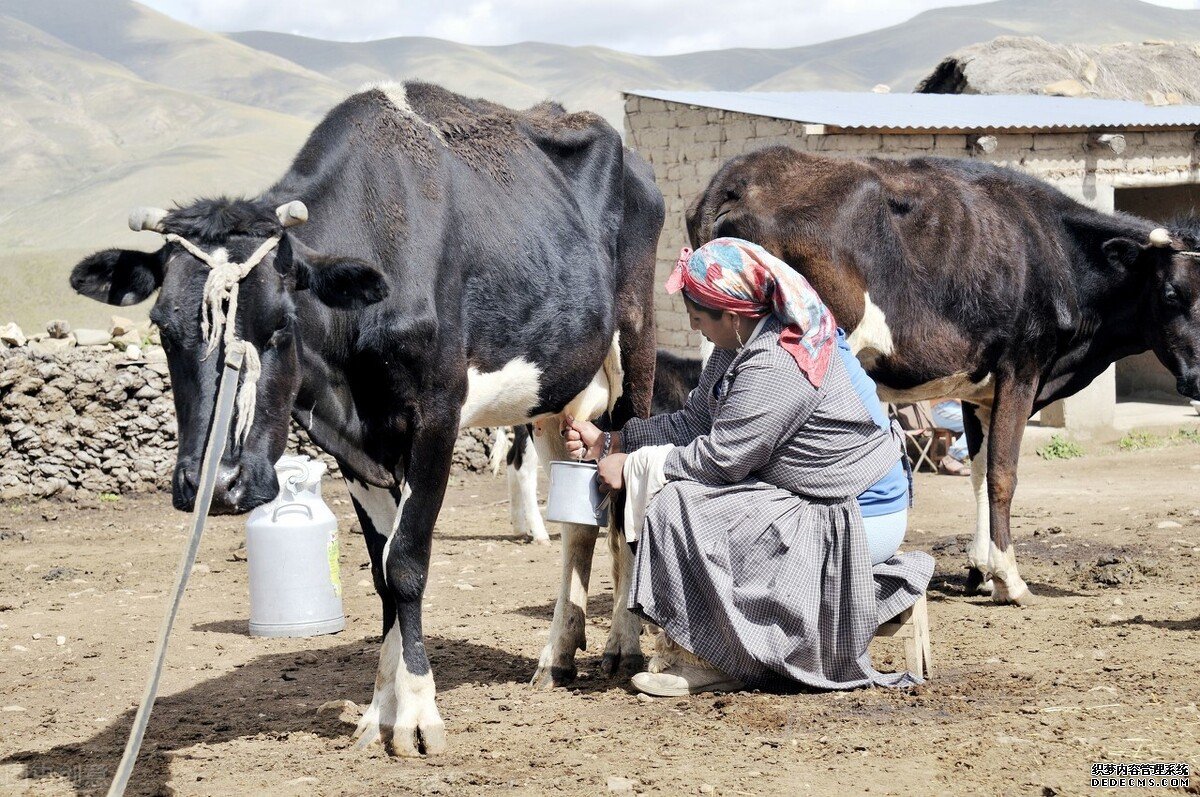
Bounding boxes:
162 197 280 245
1168 211 1200 247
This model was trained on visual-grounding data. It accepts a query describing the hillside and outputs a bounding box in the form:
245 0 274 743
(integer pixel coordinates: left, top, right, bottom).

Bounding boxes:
3 0 1200 329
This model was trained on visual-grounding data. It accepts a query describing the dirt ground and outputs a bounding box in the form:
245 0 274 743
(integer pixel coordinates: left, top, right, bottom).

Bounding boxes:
1 441 1199 797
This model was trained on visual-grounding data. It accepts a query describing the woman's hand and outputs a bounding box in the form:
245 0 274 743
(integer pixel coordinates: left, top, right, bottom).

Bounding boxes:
561 416 604 461
597 452 628 493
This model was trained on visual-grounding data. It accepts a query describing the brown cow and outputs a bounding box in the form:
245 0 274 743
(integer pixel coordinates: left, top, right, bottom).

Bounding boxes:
687 146 1200 605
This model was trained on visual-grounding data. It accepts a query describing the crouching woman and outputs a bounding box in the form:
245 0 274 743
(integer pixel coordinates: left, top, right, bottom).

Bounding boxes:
566 238 932 696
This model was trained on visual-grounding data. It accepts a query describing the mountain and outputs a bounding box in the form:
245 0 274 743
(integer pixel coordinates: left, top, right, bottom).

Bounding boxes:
3 0 1200 330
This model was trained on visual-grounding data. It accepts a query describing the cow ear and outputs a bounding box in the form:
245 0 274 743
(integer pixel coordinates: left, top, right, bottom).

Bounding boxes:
303 258 389 309
278 234 387 309
70 248 164 306
1102 237 1145 269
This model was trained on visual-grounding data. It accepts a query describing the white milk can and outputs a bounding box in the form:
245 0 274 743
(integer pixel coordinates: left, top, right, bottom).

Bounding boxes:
245 455 345 637
546 460 610 527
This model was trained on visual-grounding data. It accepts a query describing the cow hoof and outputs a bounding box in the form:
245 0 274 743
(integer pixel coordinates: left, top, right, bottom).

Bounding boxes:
530 663 577 690
391 720 446 757
991 581 1037 607
352 713 445 757
600 652 646 678
529 534 551 547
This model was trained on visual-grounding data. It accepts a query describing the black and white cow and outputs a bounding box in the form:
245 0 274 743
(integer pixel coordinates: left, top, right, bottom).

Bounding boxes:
69 82 664 755
496 349 704 544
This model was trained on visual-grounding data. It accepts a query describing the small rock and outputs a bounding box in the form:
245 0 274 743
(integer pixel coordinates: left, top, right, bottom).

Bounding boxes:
125 344 142 360
191 563 210 575
1156 520 1182 529
74 329 112 347
2 705 27 712
606 776 637 794
30 337 76 354
1112 597 1123 606
56 636 66 646
454 582 476 591
31 633 42 640
109 316 136 336
0 322 26 347
112 330 142 350
46 319 71 339
12 645 27 652
636 693 654 703
295 652 319 666
699 785 715 795
317 699 358 715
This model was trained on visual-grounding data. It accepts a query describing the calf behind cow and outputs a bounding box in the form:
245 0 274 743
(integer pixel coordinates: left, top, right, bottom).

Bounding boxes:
69 82 664 755
688 146 1200 606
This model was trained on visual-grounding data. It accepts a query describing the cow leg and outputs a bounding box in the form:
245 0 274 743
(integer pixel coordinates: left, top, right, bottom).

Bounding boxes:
508 425 549 545
347 412 457 755
599 522 643 676
529 416 599 688
962 403 993 595
983 378 1036 606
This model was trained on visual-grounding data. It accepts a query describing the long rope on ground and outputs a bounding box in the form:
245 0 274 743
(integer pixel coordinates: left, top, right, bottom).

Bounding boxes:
106 346 245 797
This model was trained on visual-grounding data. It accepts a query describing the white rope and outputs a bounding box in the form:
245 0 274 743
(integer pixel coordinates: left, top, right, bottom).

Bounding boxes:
164 233 279 446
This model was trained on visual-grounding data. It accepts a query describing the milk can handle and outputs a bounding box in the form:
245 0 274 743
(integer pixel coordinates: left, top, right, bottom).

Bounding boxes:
275 460 310 492
272 502 314 523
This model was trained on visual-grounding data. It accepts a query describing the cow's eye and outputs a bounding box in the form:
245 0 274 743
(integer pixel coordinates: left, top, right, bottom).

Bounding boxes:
1163 282 1183 308
267 317 293 349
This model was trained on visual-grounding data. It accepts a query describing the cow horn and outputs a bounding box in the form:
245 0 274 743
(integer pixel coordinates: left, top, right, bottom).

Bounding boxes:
128 207 167 233
1148 227 1172 247
275 200 308 228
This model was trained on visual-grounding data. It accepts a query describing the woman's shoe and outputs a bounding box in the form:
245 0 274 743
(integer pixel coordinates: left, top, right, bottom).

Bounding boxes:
937 455 971 477
630 664 745 697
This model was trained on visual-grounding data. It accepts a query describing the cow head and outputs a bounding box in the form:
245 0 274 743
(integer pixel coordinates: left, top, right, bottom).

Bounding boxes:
1103 226 1200 400
685 147 800 251
69 197 388 514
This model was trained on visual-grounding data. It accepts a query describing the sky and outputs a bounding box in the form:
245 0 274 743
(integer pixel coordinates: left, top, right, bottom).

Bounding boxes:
137 0 1200 55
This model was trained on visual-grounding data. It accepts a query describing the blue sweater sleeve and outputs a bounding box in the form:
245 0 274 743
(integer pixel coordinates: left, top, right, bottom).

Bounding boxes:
835 330 909 517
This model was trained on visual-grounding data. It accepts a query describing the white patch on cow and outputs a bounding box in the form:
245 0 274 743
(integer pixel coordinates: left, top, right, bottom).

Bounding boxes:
352 620 445 756
459 359 543 429
967 436 992 584
345 479 410 588
846 292 895 369
508 434 548 544
359 81 446 143
563 332 623 423
989 543 1030 604
875 372 995 405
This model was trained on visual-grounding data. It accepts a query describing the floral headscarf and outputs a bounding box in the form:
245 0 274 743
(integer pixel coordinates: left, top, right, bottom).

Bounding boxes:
666 237 838 388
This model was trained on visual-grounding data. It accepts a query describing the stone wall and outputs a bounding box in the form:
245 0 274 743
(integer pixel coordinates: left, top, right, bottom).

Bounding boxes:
624 93 1200 355
0 339 500 503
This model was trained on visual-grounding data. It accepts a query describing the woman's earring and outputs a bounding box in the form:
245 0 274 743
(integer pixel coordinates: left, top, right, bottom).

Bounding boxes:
735 325 745 349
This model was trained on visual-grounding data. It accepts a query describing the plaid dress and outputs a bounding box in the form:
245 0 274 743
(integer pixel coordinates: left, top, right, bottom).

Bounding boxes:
622 317 934 689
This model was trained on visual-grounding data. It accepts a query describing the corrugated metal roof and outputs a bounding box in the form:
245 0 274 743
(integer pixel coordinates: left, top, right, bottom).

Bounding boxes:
624 90 1200 132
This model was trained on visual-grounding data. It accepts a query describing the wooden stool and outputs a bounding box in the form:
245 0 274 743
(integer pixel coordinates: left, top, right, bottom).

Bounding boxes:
875 594 932 680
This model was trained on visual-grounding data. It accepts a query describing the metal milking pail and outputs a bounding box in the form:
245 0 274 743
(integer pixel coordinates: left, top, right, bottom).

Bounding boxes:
546 460 610 527
245 455 345 637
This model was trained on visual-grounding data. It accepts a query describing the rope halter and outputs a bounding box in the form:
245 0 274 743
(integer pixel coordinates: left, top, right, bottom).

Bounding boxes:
129 200 308 448
164 233 278 446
